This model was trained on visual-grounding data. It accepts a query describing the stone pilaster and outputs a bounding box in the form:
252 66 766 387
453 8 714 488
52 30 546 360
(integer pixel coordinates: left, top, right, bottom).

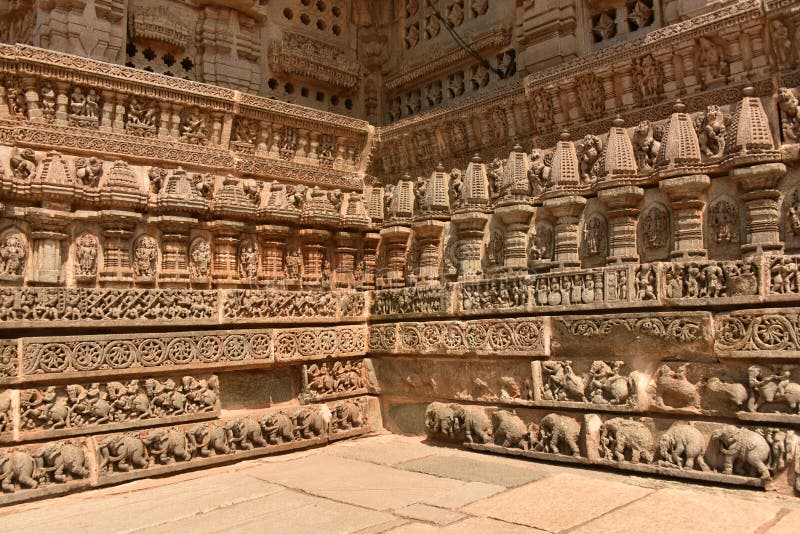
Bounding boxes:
598 186 644 263
362 232 380 290
335 231 358 288
26 208 71 286
378 225 411 288
299 229 331 287
731 163 786 257
494 204 536 272
543 196 587 270
659 175 711 260
451 212 490 279
256 224 291 284
208 220 246 287
155 216 195 287
98 211 141 286
412 220 446 285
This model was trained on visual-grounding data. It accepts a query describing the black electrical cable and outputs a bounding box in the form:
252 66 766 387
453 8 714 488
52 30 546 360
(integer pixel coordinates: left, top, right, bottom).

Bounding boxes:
426 0 510 79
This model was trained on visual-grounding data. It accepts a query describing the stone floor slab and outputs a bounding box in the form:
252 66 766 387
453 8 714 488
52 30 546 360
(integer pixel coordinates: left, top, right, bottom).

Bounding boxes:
462 473 653 532
0 472 285 533
134 488 396 534
397 454 544 487
395 503 466 525
324 435 440 466
422 481 506 509
242 455 465 511
767 509 800 534
572 488 783 534
387 517 547 533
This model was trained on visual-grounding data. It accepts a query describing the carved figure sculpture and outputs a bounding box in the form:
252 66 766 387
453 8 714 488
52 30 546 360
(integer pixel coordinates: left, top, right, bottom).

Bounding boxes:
224 416 266 450
528 149 552 192
425 401 458 439
600 418 654 463
146 428 193 464
711 425 771 479
98 434 149 472
260 412 294 444
74 157 103 186
536 413 581 456
331 400 364 431
694 105 726 157
492 410 532 449
189 239 211 279
578 135 603 182
0 450 38 492
0 234 26 276
10 148 37 180
632 121 660 170
0 389 10 432
188 422 230 457
33 442 89 482
653 364 701 409
746 366 800 414
133 235 158 278
705 377 748 408
451 405 492 444
658 423 710 471
292 405 330 439
589 361 636 405
541 361 587 402
74 233 98 277
777 88 800 141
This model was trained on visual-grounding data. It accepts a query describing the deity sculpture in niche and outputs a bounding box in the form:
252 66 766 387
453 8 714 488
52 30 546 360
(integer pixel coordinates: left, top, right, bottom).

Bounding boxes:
74 233 98 278
39 84 56 121
642 205 668 249
127 96 159 135
133 235 159 278
0 233 26 277
529 222 554 261
582 215 607 257
239 241 259 280
180 108 208 145
694 35 729 89
68 87 101 127
631 54 663 106
709 199 739 245
189 239 211 279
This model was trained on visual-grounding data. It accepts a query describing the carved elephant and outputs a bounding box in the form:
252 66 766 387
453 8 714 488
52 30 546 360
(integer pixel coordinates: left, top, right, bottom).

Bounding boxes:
145 428 194 464
292 406 330 439
188 423 230 457
600 418 654 464
33 442 89 483
0 450 38 492
331 401 364 431
658 423 710 471
711 425 771 479
492 410 531 449
425 402 458 439
451 405 492 444
260 413 294 444
98 433 149 473
536 414 581 457
225 417 266 450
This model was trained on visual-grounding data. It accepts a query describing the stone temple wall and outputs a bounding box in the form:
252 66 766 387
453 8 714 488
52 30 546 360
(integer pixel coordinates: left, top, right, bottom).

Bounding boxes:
1 0 800 505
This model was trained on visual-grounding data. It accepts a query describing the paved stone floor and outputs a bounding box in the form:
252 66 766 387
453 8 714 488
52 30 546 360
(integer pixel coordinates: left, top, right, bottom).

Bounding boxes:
3 434 800 534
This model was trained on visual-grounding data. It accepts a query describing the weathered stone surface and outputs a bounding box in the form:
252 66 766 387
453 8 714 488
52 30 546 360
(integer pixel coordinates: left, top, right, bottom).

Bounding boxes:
398 454 544 487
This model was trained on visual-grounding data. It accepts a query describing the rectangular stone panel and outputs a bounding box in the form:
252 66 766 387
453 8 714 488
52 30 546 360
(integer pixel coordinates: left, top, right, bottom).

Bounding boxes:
714 307 800 359
300 358 377 402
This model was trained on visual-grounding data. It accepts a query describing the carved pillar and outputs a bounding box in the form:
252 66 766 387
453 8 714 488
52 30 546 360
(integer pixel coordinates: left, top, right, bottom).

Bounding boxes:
598 186 644 263
362 232 380 290
100 91 114 132
413 220 446 285
208 220 245 287
98 211 141 286
256 224 290 285
543 196 587 270
299 229 330 287
335 231 358 288
54 82 70 125
156 217 195 287
169 104 182 140
495 204 536 272
112 93 126 133
26 209 70 286
158 105 172 139
732 163 786 257
211 112 223 146
450 212 490 279
379 225 411 287
659 175 711 260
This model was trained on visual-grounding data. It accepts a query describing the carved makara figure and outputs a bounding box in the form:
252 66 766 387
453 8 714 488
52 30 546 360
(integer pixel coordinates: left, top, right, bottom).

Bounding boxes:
578 135 603 183
189 239 211 279
694 105 726 157
658 423 710 471
711 425 772 479
536 413 581 456
600 418 654 463
133 235 159 278
0 234 27 276
632 121 661 171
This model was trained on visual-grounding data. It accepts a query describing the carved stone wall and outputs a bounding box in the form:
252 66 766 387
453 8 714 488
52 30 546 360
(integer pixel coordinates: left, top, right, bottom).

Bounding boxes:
5 0 800 506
